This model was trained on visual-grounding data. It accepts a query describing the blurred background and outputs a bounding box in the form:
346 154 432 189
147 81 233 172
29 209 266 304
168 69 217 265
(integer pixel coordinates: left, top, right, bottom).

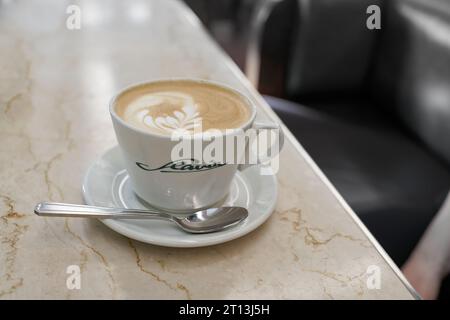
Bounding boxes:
183 0 450 298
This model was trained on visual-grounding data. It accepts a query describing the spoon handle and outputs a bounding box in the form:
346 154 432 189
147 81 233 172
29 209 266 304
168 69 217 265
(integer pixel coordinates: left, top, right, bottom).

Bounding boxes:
34 202 172 220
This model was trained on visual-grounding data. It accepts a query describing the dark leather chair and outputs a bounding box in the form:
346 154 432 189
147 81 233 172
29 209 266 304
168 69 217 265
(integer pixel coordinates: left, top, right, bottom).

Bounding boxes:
253 0 450 294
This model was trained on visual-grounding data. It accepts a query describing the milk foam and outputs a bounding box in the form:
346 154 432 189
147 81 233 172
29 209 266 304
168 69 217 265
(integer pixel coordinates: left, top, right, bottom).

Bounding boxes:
115 80 251 135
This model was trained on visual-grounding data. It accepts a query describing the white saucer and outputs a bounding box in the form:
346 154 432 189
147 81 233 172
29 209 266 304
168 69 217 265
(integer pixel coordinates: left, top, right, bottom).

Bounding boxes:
82 146 277 247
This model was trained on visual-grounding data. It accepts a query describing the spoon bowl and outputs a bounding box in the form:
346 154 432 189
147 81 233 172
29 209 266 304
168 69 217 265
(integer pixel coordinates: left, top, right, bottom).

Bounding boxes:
174 207 248 233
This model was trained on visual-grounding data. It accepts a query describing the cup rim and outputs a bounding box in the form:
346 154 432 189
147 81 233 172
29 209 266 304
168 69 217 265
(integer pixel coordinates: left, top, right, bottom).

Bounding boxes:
109 78 257 140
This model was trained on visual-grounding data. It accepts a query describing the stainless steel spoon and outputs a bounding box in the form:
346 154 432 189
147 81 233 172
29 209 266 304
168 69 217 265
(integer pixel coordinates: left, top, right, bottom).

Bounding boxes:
34 202 248 234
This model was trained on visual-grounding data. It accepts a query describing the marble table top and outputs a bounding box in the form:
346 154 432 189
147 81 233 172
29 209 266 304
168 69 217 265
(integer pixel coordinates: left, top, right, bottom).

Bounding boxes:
0 0 418 299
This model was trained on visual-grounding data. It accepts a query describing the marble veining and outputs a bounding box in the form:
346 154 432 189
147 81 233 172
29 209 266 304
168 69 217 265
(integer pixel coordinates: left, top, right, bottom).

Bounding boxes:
0 0 416 299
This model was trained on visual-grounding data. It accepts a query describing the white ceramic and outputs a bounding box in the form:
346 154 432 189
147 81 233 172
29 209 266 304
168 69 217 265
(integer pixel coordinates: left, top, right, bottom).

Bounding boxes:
110 78 283 212
82 146 278 247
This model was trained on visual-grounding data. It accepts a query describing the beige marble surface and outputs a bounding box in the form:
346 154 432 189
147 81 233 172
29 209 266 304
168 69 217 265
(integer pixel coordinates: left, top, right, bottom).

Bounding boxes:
0 0 417 299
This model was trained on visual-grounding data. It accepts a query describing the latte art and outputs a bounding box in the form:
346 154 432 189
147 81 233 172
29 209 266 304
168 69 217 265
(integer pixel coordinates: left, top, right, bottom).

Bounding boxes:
123 92 202 134
115 80 251 135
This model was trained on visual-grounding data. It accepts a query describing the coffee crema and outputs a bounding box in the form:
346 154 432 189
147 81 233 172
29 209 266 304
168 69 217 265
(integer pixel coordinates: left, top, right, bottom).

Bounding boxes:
115 80 251 135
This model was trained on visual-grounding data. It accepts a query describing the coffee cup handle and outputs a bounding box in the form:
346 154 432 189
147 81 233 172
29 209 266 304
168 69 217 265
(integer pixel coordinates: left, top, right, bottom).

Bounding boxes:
238 121 285 172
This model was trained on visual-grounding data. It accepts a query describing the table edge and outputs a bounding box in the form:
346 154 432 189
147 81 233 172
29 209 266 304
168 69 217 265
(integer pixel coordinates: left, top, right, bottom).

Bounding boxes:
175 0 421 300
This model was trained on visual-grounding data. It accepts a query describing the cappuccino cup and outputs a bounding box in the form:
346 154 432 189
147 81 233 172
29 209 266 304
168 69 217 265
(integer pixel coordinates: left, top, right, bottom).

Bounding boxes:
110 79 283 212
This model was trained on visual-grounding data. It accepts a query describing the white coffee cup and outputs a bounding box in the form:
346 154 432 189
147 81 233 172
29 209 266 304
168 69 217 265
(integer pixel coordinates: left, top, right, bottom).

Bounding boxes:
110 79 284 213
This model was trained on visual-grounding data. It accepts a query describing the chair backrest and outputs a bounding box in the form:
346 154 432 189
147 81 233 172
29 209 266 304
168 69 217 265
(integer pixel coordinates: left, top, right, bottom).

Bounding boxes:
284 0 383 97
371 0 450 164
274 0 450 163
261 0 450 163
